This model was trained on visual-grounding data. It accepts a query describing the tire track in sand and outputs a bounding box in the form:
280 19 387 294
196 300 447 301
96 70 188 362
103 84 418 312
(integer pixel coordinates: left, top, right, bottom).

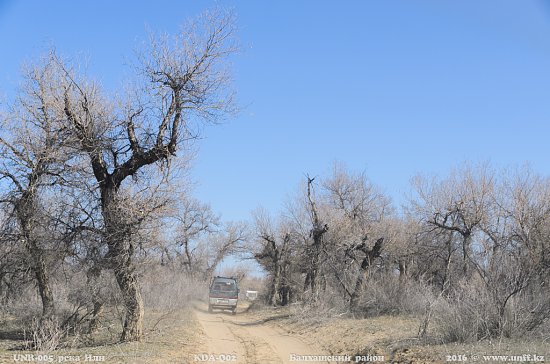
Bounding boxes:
193 303 335 363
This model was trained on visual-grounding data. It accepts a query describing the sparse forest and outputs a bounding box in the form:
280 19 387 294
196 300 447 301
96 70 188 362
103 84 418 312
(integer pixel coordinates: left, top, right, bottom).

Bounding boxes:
251 163 550 343
0 6 549 362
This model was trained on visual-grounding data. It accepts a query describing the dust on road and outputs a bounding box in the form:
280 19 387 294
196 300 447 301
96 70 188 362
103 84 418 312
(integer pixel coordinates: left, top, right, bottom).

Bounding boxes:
192 303 336 364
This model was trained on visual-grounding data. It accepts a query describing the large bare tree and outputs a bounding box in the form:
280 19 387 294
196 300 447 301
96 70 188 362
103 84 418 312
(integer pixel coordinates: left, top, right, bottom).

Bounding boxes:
34 9 239 341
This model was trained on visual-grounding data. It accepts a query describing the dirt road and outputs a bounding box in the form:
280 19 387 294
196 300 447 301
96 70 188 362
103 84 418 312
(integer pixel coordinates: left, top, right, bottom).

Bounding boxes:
192 303 336 364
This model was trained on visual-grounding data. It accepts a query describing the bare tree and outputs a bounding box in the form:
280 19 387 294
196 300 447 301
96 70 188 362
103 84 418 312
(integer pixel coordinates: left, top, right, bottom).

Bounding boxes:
266 165 393 310
322 164 391 310
202 222 247 281
407 164 550 339
302 176 329 298
30 9 239 341
172 198 219 275
474 168 550 336
0 60 78 320
252 210 294 306
158 197 246 282
411 164 494 280
0 210 32 306
347 237 383 311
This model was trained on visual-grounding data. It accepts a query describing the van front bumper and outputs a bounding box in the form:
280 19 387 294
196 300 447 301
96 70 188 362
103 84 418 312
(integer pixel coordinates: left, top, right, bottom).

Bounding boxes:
209 297 238 309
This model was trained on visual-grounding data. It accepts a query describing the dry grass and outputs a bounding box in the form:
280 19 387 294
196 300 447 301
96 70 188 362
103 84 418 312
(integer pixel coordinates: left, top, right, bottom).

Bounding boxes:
0 308 202 364
241 302 550 363
282 312 549 363
0 265 209 363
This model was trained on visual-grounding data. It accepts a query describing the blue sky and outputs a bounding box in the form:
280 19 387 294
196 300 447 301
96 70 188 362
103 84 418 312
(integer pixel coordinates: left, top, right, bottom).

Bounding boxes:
1 0 550 223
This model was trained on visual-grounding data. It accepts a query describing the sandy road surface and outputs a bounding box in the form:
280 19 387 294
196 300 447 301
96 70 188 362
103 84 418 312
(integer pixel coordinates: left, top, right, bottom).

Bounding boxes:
193 303 336 364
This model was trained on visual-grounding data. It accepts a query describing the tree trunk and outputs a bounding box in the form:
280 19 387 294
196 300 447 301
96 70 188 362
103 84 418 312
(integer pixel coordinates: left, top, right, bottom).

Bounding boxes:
18 195 55 320
280 263 290 306
442 234 453 292
105 231 144 342
25 231 54 319
88 301 104 334
349 270 366 311
304 267 317 295
304 230 325 298
115 264 144 342
349 238 383 312
102 185 144 342
462 233 471 277
304 177 328 299
398 260 408 284
86 265 103 334
270 261 281 306
32 248 55 320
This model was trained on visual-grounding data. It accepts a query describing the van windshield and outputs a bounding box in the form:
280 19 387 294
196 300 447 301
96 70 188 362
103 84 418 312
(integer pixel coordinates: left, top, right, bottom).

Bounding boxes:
211 280 237 293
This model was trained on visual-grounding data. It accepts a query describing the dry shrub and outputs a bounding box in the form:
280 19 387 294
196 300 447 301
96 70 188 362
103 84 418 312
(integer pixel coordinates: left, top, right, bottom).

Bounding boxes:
431 282 497 343
24 315 91 351
1 285 43 318
430 280 550 343
300 292 349 321
498 289 550 339
25 317 62 352
50 268 122 338
141 266 207 310
286 276 435 324
358 276 434 317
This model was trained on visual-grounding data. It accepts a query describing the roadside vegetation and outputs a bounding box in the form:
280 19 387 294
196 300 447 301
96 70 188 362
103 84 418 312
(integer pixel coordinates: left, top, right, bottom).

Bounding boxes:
251 163 550 341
